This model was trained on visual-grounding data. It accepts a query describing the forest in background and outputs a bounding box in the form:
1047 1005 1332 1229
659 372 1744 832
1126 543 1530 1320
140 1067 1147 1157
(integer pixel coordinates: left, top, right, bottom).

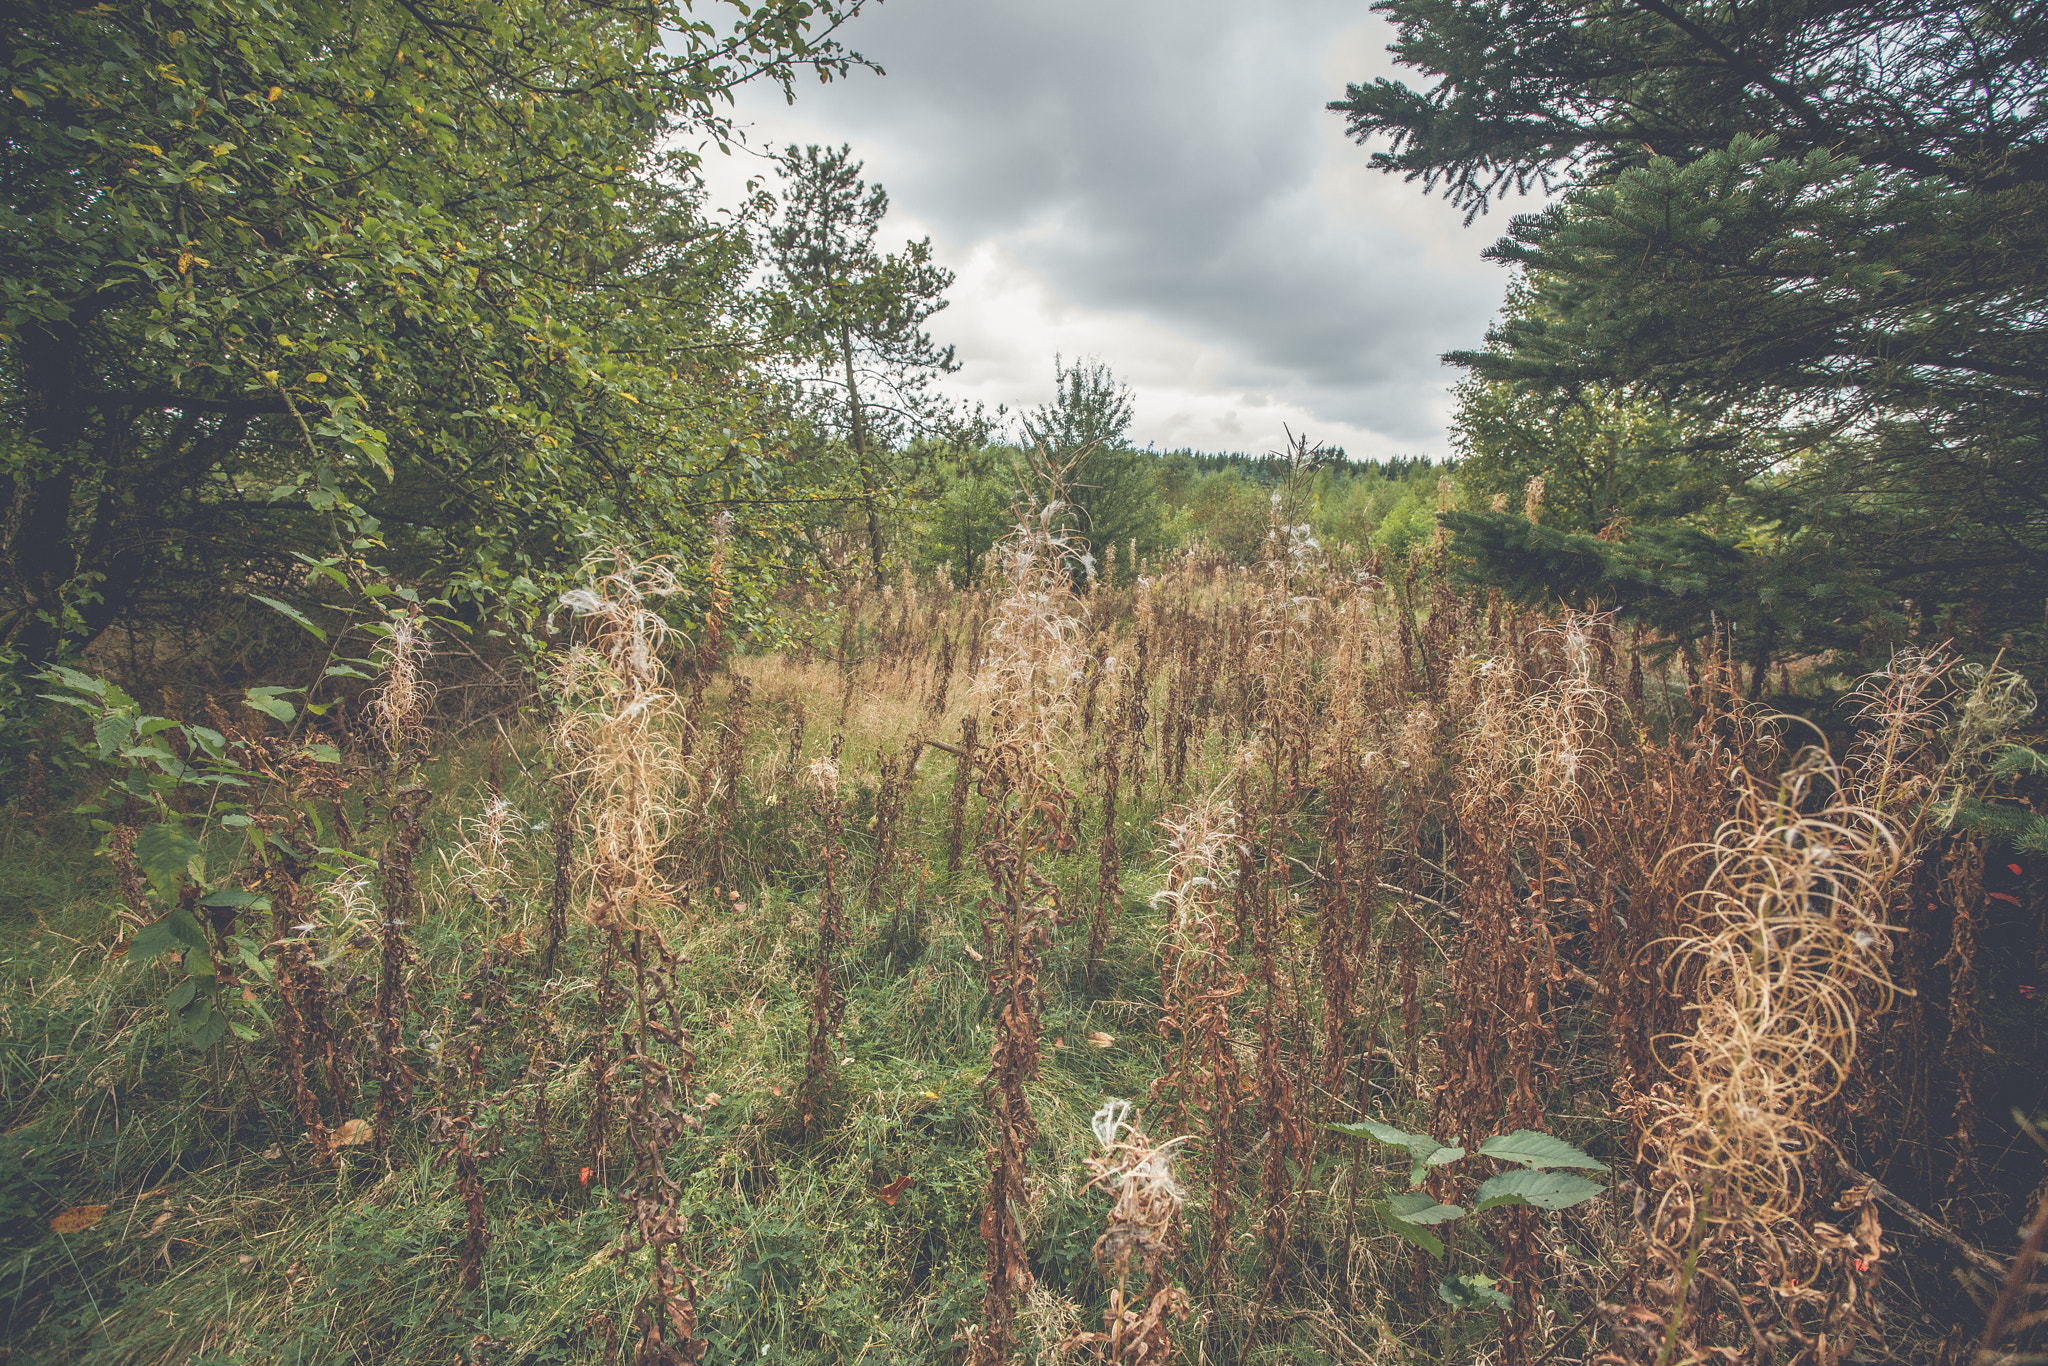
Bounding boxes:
3 2 2046 1364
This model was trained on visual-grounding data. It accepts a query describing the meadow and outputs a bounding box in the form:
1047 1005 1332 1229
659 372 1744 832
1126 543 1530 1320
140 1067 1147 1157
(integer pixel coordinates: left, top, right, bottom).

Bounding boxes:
0 489 2041 1366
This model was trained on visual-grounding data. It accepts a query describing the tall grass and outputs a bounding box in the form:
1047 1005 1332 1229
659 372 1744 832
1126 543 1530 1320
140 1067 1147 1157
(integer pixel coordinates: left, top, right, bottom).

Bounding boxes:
0 522 2039 1366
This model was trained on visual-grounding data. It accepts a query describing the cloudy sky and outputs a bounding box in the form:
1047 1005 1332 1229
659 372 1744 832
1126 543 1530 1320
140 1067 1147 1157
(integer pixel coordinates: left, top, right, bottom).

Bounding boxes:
698 0 1517 461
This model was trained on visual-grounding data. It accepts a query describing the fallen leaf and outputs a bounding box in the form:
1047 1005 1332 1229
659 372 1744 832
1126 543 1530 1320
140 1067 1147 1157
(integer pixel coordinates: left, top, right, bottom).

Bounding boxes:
493 929 528 956
260 1145 282 1160
331 1118 372 1147
1053 1037 1066 1049
49 1205 108 1234
963 944 984 962
1085 1031 1114 1049
876 1175 912 1206
920 1090 939 1100
150 1211 173 1233
699 1092 722 1107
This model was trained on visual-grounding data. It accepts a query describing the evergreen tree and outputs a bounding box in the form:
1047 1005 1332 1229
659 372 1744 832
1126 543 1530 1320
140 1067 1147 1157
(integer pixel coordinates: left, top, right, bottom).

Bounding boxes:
1333 2 2048 672
766 144 958 589
1020 356 1159 588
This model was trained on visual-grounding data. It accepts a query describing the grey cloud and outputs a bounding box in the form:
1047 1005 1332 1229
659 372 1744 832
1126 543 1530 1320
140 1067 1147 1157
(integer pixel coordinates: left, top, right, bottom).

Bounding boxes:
729 0 1508 450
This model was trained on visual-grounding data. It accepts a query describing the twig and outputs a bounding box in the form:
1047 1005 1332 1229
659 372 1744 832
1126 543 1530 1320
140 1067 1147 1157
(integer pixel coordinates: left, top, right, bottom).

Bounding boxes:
1836 1159 2008 1279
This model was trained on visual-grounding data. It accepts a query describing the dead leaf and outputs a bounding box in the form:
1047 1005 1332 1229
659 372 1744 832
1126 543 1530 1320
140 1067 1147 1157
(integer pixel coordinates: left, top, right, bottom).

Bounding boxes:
963 944 984 962
1085 1031 1114 1049
331 1118 372 1147
260 1144 282 1160
876 1175 912 1206
493 929 528 956
149 1211 173 1233
49 1205 108 1234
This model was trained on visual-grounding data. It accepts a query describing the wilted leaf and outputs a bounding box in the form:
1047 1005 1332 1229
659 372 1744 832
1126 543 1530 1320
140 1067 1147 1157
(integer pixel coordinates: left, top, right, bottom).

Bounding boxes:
1474 1168 1606 1211
49 1205 109 1234
332 1119 372 1147
1478 1129 1608 1171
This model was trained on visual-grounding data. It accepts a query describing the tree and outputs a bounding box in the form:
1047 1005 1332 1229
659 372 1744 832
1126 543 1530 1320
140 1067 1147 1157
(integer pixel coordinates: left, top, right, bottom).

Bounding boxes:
1020 356 1160 588
765 143 958 589
1 0 865 666
1332 2 2048 672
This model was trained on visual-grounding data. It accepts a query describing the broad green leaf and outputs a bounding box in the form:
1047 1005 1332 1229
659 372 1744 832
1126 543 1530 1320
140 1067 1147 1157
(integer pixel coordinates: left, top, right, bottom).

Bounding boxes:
180 1001 227 1049
1327 1117 1465 1186
1438 1272 1511 1311
1376 1206 1443 1257
242 686 297 723
1387 1192 1465 1225
165 979 197 1011
165 908 210 950
1478 1130 1608 1172
94 712 135 756
125 919 182 965
46 666 105 698
306 743 340 764
199 889 264 909
135 822 201 892
249 594 327 642
1474 1168 1607 1211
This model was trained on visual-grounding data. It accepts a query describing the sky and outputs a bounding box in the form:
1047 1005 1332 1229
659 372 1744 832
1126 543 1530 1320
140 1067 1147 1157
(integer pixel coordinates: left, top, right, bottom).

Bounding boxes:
695 0 1519 461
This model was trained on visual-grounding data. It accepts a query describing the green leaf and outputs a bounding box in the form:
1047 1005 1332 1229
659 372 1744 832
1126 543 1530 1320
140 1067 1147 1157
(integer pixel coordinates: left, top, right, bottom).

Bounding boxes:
125 919 182 965
1376 1207 1443 1257
164 907 210 950
305 743 340 764
1387 1191 1465 1225
165 979 197 1011
1474 1168 1607 1211
1438 1272 1512 1311
94 712 135 757
236 938 275 983
242 686 298 723
180 1001 228 1049
1327 1117 1465 1186
249 594 327 642
199 889 264 909
1478 1130 1608 1171
135 822 201 893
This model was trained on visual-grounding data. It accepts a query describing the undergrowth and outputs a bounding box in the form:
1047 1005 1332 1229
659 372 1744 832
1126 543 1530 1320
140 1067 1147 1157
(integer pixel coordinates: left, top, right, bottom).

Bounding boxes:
0 488 2043 1365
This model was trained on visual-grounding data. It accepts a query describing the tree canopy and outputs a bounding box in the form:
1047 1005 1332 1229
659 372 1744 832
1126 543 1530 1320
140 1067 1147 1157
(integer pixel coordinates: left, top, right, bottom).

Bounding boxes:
2 0 863 664
1333 1 2048 674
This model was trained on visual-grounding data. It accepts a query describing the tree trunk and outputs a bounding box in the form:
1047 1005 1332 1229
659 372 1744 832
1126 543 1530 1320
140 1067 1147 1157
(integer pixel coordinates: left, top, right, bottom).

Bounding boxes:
839 325 885 590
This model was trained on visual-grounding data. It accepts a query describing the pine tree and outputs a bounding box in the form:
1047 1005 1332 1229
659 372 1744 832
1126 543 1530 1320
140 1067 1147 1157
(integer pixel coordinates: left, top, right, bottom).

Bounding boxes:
1334 2 2048 671
766 144 958 589
1020 357 1160 589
